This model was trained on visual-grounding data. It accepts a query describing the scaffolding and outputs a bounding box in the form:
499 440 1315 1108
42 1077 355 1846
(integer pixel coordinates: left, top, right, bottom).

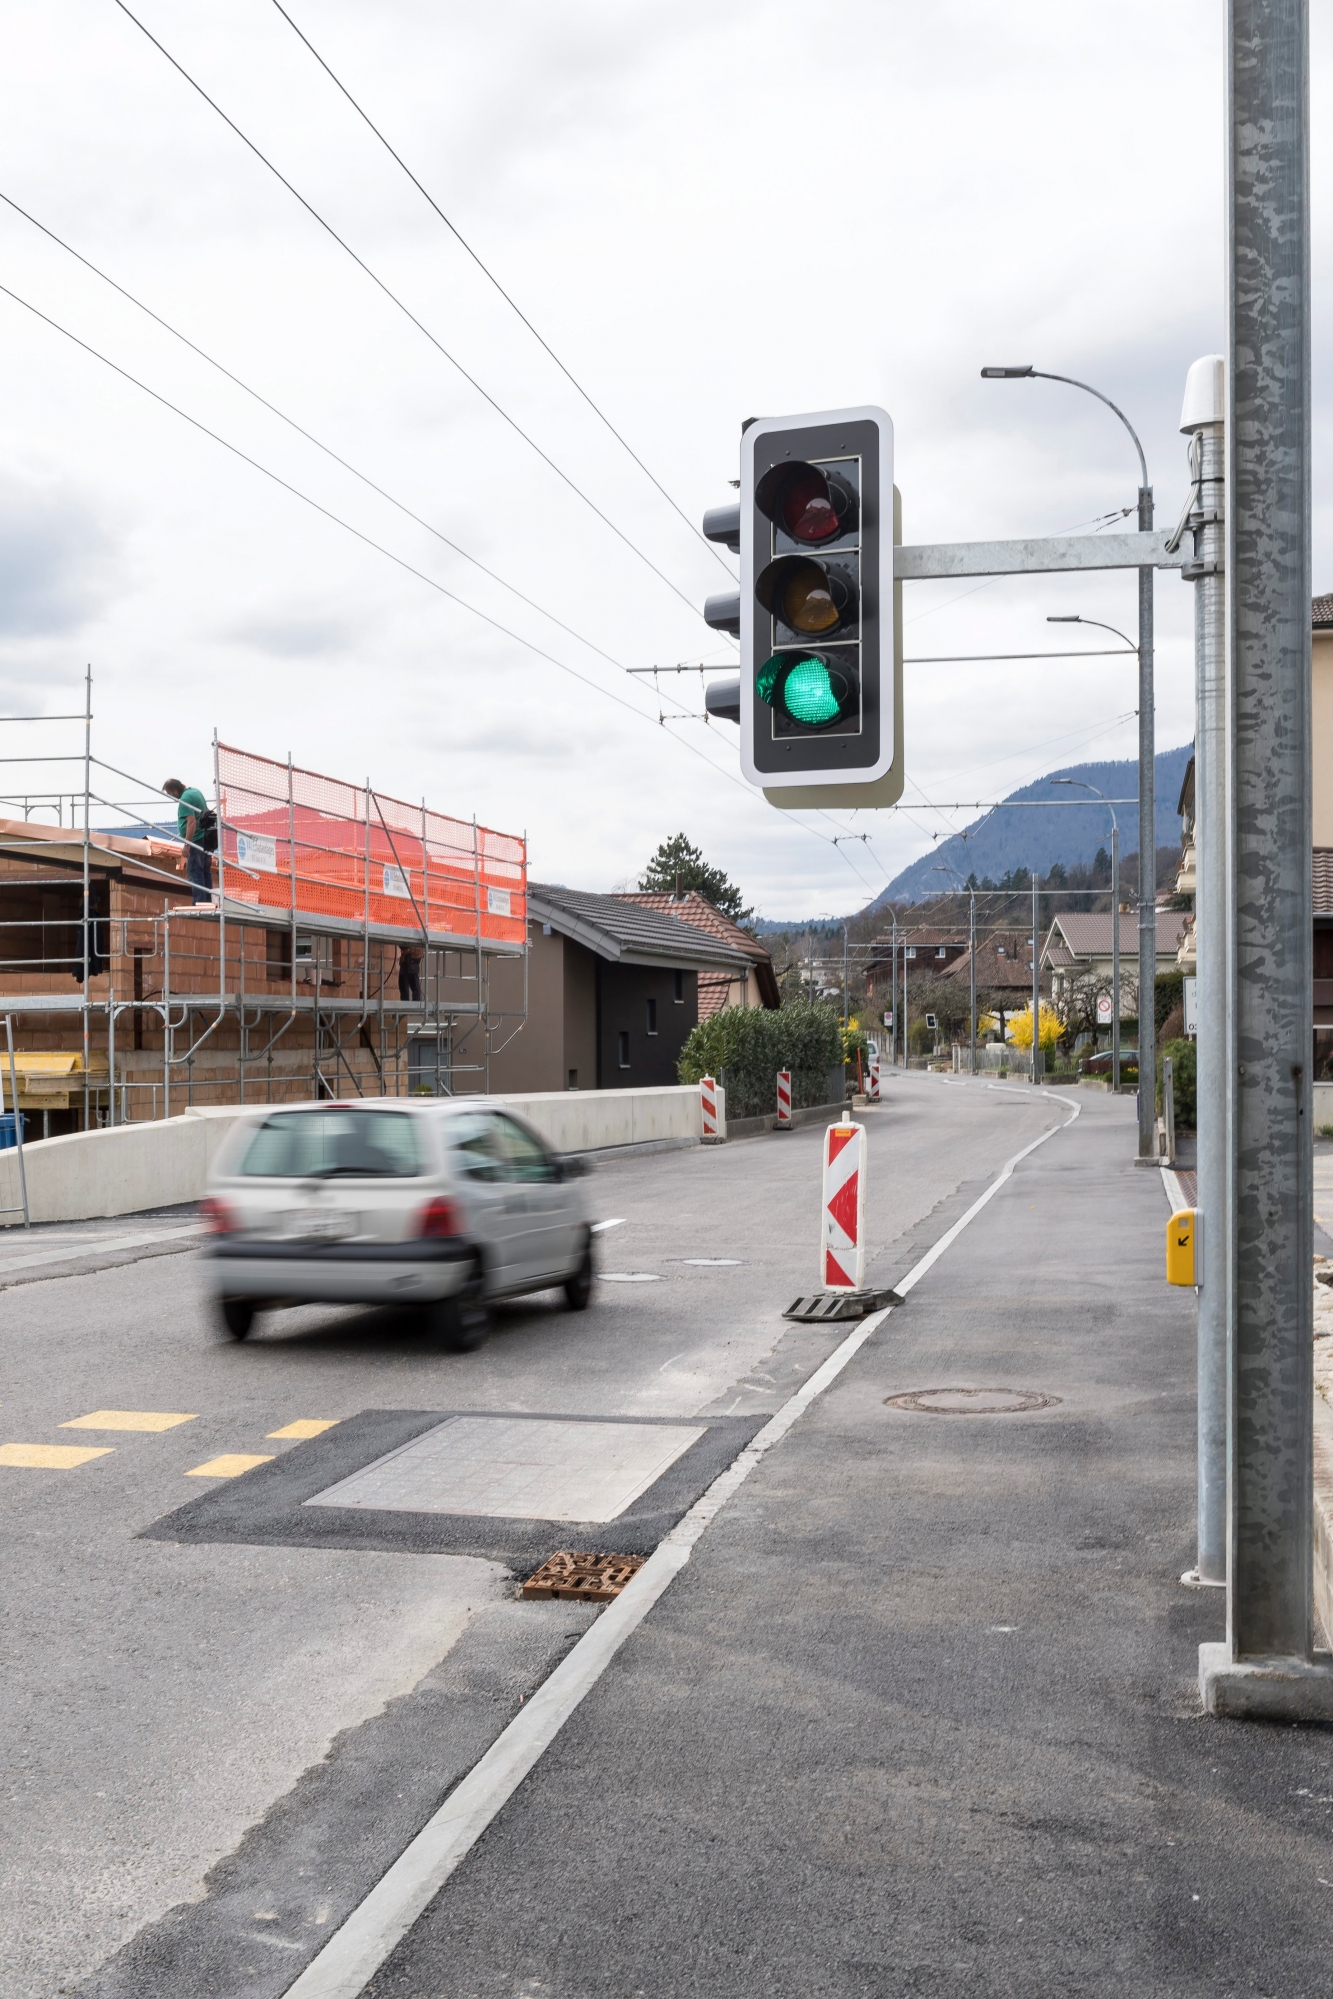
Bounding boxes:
0 673 528 1129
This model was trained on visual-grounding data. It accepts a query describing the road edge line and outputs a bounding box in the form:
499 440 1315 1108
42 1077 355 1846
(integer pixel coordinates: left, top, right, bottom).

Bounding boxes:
280 1095 1080 1999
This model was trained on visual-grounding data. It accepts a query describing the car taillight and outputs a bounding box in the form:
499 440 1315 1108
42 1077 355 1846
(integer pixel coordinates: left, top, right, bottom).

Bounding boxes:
417 1196 464 1239
200 1196 240 1235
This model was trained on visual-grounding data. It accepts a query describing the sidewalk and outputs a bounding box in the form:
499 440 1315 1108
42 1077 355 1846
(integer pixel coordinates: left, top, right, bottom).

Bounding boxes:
367 1090 1333 1998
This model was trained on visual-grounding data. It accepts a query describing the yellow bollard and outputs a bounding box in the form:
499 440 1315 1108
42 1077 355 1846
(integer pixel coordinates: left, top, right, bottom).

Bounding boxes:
1166 1208 1198 1286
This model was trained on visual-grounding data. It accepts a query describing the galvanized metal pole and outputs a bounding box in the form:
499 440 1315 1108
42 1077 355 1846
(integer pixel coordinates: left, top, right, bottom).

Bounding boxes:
1182 358 1228 1590
1137 491 1157 1159
1111 823 1121 1093
1031 873 1040 1084
969 888 977 1075
1201 0 1328 1716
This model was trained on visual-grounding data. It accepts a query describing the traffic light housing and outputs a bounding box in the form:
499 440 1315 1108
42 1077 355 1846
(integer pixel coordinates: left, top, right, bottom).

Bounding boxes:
704 406 902 806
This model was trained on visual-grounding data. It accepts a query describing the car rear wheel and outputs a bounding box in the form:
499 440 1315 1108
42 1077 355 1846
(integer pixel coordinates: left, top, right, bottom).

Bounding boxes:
564 1238 594 1312
220 1297 255 1341
424 1263 490 1353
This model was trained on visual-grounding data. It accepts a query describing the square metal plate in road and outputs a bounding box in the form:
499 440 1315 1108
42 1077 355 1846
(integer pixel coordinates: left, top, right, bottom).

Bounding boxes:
304 1417 706 1524
138 1408 766 1567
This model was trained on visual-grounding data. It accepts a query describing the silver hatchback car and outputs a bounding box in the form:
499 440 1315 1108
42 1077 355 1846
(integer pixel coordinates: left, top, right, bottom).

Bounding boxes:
200 1099 594 1350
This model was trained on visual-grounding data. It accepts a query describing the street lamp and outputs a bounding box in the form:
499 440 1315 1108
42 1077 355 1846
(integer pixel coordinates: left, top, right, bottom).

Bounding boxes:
1052 775 1121 1093
982 363 1155 1158
934 863 977 1075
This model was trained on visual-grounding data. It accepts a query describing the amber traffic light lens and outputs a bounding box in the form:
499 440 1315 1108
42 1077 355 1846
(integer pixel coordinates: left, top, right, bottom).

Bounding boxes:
781 563 839 634
780 467 838 543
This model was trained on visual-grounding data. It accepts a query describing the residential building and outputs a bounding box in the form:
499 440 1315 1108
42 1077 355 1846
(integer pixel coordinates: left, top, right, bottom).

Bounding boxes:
864 929 968 999
1041 910 1188 1002
615 890 779 1019
486 884 754 1095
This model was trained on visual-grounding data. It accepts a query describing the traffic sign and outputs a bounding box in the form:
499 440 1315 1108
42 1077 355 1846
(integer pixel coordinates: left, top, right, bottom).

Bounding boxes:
1096 993 1114 1026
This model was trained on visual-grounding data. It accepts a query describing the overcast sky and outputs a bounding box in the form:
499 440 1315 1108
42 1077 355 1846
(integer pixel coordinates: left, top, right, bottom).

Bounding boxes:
1 2 1329 918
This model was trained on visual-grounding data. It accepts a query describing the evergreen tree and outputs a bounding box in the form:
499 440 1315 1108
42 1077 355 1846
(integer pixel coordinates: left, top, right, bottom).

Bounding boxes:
638 834 752 925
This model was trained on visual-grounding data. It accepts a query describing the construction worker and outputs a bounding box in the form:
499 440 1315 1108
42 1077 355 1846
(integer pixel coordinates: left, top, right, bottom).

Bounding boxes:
398 944 422 1002
163 778 214 904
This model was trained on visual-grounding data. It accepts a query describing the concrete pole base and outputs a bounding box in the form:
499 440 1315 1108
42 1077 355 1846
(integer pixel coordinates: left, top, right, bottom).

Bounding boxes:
1199 1642 1333 1719
1180 1569 1226 1590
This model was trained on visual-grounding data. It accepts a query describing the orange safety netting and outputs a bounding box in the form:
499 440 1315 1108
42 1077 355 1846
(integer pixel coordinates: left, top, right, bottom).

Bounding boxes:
215 745 526 947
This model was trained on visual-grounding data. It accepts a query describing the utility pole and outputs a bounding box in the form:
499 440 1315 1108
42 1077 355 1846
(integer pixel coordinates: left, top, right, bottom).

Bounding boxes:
1200 0 1329 1718
1031 872 1041 1084
842 922 849 1030
1180 354 1227 1592
969 884 977 1075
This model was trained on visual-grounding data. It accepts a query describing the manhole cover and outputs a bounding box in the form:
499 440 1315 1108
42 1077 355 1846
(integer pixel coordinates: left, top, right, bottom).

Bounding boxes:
520 1550 646 1601
885 1387 1060 1415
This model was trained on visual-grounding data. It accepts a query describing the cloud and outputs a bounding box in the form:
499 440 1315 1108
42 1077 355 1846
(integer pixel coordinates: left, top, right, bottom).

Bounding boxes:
223 611 359 658
0 472 115 636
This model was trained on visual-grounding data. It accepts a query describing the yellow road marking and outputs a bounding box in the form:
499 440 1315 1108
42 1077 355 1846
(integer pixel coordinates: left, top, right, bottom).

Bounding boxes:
61 1410 198 1433
186 1454 274 1478
267 1419 341 1440
0 1442 115 1469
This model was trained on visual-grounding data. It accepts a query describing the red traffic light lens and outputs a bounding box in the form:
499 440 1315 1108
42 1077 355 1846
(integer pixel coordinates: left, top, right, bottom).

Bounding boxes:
754 460 852 545
779 467 838 543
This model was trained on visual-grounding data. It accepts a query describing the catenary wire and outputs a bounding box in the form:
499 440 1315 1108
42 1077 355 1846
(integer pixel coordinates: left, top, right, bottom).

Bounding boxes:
266 0 736 581
0 186 658 690
0 280 871 892
108 0 719 625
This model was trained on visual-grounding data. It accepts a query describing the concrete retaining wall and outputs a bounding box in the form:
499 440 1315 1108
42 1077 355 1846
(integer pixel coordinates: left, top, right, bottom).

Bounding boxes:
0 1086 705 1227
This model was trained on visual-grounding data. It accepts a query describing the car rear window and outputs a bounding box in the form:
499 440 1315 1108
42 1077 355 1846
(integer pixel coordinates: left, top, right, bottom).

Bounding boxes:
238 1109 424 1179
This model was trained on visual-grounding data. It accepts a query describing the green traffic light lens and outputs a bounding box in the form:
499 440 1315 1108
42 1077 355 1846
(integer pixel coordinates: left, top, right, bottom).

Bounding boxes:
756 652 854 730
781 655 842 724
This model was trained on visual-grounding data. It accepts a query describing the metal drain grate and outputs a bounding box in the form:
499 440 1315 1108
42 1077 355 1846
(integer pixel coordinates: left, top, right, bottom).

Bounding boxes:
885 1387 1060 1415
520 1550 647 1601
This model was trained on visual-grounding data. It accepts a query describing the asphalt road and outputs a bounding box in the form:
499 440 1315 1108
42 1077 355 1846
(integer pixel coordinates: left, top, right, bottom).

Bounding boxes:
1 1076 1065 1999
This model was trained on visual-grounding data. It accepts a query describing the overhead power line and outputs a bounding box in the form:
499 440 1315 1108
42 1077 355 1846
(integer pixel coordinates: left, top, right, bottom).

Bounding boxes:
0 187 638 686
0 277 874 891
267 0 735 581
109 0 718 625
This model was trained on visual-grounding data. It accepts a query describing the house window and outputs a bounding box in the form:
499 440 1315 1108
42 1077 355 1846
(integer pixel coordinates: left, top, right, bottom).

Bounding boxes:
646 997 658 1035
266 929 292 981
906 946 917 959
673 970 684 1003
617 1031 630 1069
407 1031 450 1096
936 947 946 959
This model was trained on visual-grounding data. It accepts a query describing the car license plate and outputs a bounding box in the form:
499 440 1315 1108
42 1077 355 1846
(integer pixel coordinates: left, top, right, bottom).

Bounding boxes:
285 1208 357 1243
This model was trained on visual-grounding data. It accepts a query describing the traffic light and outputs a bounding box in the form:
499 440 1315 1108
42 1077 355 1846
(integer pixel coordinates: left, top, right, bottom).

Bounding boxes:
703 406 902 807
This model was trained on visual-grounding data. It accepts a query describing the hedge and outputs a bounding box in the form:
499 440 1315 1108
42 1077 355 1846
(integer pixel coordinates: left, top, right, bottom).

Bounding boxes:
678 1002 845 1119
1157 1037 1197 1127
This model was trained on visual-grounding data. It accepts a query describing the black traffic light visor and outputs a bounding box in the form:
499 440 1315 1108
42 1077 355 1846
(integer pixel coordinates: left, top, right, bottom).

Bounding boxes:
755 554 853 636
754 460 854 544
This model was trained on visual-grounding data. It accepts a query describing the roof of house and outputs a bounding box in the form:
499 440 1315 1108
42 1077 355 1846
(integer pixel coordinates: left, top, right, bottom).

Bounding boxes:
618 890 780 1011
1177 753 1195 821
1042 911 1186 964
527 883 754 972
868 928 967 959
941 932 1035 992
1314 594 1333 629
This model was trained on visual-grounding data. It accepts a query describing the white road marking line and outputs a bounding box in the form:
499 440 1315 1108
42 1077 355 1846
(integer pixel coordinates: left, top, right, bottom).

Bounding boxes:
281 1098 1081 1999
600 1273 661 1283
0 1223 202 1276
591 1218 626 1234
658 1352 690 1373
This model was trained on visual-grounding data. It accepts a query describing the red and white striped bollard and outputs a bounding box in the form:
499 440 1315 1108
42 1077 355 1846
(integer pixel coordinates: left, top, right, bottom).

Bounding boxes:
821 1120 866 1291
776 1068 792 1128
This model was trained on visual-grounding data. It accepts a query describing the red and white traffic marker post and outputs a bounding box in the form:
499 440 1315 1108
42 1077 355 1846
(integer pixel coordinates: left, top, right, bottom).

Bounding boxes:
782 1118 898 1322
776 1069 792 1129
867 1049 881 1103
700 1074 725 1143
822 1120 866 1290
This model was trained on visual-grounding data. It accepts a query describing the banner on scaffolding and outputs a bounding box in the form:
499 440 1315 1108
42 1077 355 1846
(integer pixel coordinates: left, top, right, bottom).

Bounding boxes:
215 744 526 947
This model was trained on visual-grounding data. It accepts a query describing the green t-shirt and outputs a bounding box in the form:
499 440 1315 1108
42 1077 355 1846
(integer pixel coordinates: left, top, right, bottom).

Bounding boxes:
176 786 207 837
